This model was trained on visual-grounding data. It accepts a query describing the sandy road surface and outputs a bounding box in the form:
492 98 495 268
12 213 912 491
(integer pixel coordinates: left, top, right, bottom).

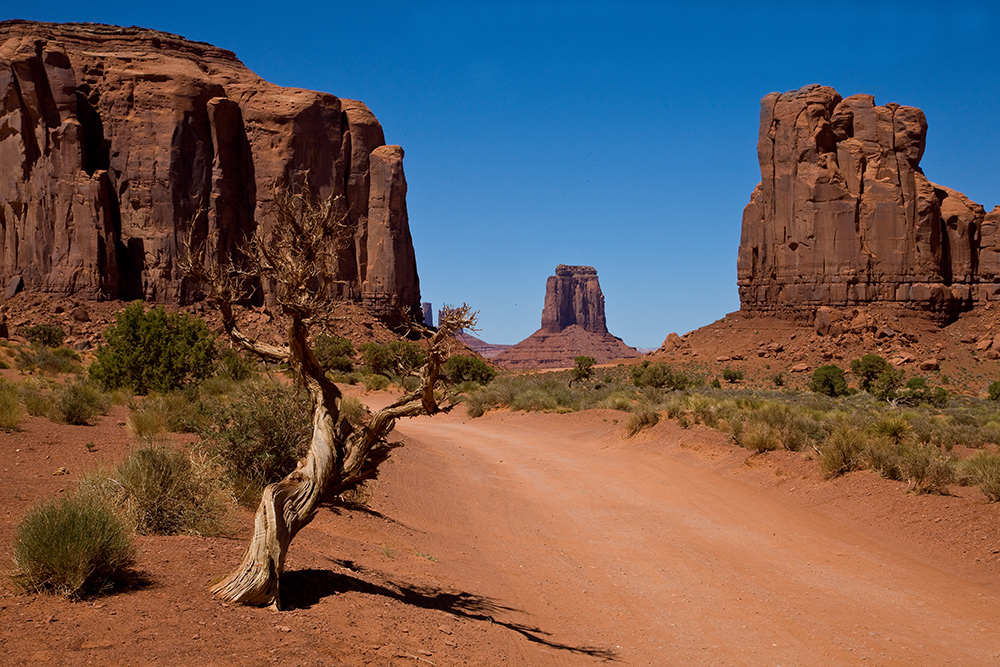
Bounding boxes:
387 409 1000 666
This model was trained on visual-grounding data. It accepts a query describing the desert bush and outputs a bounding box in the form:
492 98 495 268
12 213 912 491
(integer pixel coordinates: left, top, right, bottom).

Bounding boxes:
313 335 355 373
809 365 849 397
363 373 390 391
598 391 634 412
722 367 744 384
851 354 893 393
359 341 425 377
772 372 785 387
870 368 905 402
203 378 311 505
22 323 66 348
898 377 948 408
631 361 691 390
626 400 660 436
83 446 225 535
89 302 217 394
989 381 1000 401
444 355 496 386
339 395 368 429
571 356 596 384
959 451 1000 501
740 419 781 453
819 428 865 477
52 380 110 425
897 445 955 494
0 378 23 430
12 491 135 597
19 381 53 417
16 346 82 374
215 346 257 382
128 392 207 440
869 415 912 445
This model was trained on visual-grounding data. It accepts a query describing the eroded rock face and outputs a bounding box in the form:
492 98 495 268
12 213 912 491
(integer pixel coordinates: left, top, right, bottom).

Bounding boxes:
496 265 638 369
738 84 1000 321
0 21 419 322
540 265 608 334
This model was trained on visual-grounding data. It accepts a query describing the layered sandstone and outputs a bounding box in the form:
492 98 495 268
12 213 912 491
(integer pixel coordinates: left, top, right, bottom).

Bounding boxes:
0 21 419 322
738 84 1000 321
496 265 638 369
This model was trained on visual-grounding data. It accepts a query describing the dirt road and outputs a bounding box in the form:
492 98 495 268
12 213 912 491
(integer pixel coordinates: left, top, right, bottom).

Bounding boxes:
384 408 1000 665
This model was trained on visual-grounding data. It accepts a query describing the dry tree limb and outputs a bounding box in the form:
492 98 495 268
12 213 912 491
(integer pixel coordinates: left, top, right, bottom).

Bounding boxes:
182 185 478 609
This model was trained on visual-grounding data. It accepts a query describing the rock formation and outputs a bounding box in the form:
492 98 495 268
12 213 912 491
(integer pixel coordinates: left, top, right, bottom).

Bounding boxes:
496 265 638 369
738 84 1000 322
0 21 420 323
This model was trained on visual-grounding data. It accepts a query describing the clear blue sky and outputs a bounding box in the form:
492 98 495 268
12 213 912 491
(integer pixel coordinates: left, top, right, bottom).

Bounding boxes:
6 1 1000 347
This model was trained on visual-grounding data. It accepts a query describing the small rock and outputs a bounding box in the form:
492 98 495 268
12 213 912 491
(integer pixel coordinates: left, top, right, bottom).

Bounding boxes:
71 306 90 322
53 467 70 476
790 363 810 373
919 359 940 371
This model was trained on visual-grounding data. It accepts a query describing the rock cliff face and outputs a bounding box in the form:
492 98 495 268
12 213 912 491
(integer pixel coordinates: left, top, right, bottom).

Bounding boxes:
496 265 638 369
540 265 607 334
0 21 419 322
738 84 1000 321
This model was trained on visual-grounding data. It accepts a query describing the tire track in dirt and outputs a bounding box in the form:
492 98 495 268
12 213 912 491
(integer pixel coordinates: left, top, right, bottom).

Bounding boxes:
388 409 1000 666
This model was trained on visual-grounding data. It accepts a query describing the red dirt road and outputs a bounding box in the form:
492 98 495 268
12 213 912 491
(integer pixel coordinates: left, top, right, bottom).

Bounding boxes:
3 401 1000 665
389 409 1000 665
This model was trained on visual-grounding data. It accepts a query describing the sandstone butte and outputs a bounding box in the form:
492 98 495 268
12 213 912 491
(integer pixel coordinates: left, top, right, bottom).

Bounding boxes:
738 84 1000 323
495 265 639 369
0 21 420 323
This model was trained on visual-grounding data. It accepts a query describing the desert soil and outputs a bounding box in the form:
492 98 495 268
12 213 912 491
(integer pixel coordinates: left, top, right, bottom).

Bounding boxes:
2 392 1000 666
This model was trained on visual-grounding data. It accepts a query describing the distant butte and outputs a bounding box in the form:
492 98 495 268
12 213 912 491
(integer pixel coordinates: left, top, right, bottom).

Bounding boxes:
495 265 639 369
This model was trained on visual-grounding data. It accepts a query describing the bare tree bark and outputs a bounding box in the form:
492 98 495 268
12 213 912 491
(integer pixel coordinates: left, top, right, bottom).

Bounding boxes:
183 185 478 609
210 309 473 609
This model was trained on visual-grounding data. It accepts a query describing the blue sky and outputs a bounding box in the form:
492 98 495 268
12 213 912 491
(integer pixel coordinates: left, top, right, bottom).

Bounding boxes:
5 1 1000 347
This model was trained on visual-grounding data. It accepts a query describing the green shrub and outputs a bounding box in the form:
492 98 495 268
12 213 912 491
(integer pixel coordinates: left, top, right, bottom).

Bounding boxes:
83 447 224 535
443 355 496 385
819 428 864 477
339 395 368 429
809 365 849 397
313 335 355 373
22 323 66 348
359 341 425 377
12 491 135 597
16 346 82 374
631 361 690 390
0 378 22 430
851 354 893 393
203 378 311 505
363 373 390 391
53 380 109 425
722 367 744 384
959 452 1000 501
571 356 596 384
20 381 53 417
89 302 217 395
772 372 785 387
598 391 634 412
214 347 257 382
988 381 1000 401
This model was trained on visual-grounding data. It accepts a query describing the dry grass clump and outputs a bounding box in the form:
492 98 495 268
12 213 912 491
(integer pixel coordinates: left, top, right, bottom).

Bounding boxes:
12 490 136 597
0 378 23 430
958 451 1000 501
82 446 227 536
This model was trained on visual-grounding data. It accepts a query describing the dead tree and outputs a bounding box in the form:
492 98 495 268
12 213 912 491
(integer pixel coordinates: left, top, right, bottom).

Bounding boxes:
183 187 476 609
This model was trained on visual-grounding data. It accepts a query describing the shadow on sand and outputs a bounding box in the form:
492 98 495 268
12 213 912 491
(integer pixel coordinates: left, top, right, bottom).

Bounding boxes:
281 561 618 662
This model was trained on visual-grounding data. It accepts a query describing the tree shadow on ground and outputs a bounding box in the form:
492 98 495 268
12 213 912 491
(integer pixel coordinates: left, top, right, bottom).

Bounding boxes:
281 563 618 662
